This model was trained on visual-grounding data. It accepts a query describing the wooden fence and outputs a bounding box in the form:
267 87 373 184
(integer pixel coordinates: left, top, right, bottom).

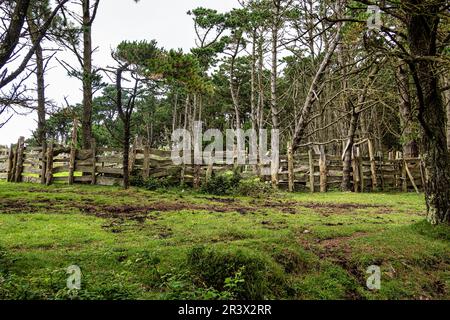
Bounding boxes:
0 136 425 193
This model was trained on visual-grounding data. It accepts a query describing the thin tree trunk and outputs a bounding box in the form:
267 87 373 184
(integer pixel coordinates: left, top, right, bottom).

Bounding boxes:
250 29 258 132
35 44 46 149
342 104 359 191
172 91 178 133
123 117 131 189
257 33 265 131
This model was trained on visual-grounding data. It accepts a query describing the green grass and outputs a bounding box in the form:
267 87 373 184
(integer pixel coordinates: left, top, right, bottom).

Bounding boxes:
0 181 448 300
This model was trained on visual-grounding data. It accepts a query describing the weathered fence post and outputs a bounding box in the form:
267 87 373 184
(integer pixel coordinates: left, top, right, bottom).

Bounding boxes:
193 164 201 190
357 147 364 192
271 149 279 189
394 151 401 189
45 141 54 186
14 136 25 183
308 149 315 193
91 138 97 185
319 146 327 193
143 145 150 179
368 139 378 191
419 157 426 191
377 151 385 191
128 137 137 175
287 141 294 192
205 152 213 183
352 147 360 192
40 144 47 185
401 154 407 192
180 164 186 186
10 143 18 182
7 144 14 182
68 119 78 185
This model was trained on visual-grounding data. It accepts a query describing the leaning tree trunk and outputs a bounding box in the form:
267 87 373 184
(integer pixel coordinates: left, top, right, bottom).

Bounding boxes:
406 0 450 224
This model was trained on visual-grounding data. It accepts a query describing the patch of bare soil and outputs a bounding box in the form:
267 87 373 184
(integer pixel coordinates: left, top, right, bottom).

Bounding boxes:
0 199 58 214
253 200 392 216
74 201 255 220
204 197 237 204
261 220 288 230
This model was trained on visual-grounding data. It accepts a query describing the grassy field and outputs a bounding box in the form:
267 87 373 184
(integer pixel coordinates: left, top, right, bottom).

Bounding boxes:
0 181 448 300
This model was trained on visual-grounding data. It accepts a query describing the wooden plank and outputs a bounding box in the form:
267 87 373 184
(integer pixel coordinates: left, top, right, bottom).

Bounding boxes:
96 167 123 175
22 167 41 175
74 176 93 183
52 165 70 174
97 156 123 163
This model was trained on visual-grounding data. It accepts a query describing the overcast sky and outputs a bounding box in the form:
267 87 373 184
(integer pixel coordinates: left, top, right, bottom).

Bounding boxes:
0 0 238 146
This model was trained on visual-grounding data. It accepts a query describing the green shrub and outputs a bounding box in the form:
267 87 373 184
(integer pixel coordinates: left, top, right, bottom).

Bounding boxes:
201 170 241 195
130 174 181 191
236 178 272 197
130 175 145 188
187 246 285 300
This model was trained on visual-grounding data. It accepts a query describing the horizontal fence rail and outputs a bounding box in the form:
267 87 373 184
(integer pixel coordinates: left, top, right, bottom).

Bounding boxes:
0 136 425 193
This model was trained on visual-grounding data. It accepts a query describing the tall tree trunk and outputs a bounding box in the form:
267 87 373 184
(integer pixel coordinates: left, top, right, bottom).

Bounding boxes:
82 0 93 149
270 1 280 130
35 44 46 149
250 29 258 132
229 37 242 131
27 14 47 149
406 0 450 224
397 63 418 157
